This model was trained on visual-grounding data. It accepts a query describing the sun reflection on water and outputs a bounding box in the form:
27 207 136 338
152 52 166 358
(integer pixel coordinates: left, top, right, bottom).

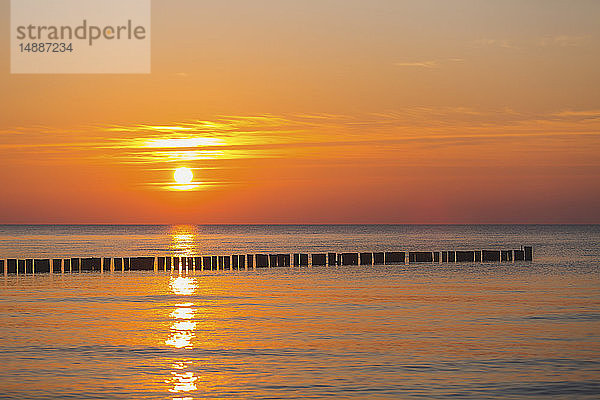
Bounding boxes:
166 361 198 395
166 276 199 396
170 277 197 295
169 225 198 258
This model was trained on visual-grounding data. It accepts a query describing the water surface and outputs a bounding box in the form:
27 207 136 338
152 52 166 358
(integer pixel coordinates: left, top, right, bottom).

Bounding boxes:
1 225 599 399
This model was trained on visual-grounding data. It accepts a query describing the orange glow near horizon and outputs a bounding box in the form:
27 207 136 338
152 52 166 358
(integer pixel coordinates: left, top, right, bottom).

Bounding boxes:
0 1 599 223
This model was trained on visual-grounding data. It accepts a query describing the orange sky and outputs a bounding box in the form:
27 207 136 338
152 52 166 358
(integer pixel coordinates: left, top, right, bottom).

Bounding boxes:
1 0 599 223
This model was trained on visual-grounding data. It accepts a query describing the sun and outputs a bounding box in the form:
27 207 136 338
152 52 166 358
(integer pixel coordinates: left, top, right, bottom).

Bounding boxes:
174 167 194 184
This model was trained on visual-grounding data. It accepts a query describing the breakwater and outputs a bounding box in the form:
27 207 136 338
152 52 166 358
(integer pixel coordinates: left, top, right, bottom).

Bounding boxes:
1 246 532 274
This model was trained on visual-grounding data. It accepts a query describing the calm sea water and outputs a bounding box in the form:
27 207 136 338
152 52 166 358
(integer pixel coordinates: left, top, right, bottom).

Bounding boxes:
1 225 599 399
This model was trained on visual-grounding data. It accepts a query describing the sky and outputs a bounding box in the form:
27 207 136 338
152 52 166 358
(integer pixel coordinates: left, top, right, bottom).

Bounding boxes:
0 0 599 223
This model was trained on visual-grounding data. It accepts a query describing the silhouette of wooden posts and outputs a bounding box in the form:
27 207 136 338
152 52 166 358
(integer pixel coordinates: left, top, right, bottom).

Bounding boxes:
448 251 456 262
482 250 500 262
81 258 101 271
524 246 532 261
269 254 277 267
514 249 525 261
130 257 154 271
201 256 210 270
455 251 475 262
409 252 433 263
3 246 534 277
341 253 358 265
34 259 50 273
80 258 91 271
278 254 290 267
328 253 337 266
312 254 327 266
7 259 17 274
384 252 404 265
360 252 373 265
256 254 268 268
299 254 309 266
268 254 277 267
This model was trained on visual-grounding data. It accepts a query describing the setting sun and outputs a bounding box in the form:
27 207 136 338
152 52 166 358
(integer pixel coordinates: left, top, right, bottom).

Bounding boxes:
174 167 193 185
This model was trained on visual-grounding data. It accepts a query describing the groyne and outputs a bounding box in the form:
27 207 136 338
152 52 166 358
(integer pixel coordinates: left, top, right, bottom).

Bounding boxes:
1 246 533 274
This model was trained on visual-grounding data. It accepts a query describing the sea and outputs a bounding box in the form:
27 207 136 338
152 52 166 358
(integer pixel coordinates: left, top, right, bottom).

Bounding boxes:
0 224 599 399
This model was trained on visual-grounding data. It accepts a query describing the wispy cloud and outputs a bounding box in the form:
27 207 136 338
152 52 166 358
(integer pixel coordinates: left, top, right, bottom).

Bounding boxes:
394 58 464 69
538 35 588 47
473 35 589 50
552 109 600 120
2 108 599 174
394 60 439 69
473 38 517 49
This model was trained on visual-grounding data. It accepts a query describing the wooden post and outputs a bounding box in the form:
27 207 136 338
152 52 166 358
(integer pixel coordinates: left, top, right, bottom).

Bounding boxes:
7 259 17 274
312 254 327 266
360 252 373 266
524 246 533 261
114 258 123 272
328 253 337 266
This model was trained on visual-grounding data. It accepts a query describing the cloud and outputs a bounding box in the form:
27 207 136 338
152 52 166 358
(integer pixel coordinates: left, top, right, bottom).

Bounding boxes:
394 58 463 69
473 35 588 50
2 108 599 169
538 35 588 47
394 61 438 69
473 38 516 49
552 109 600 120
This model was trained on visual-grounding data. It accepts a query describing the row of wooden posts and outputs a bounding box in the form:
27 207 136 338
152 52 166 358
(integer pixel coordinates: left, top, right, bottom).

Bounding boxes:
1 247 532 274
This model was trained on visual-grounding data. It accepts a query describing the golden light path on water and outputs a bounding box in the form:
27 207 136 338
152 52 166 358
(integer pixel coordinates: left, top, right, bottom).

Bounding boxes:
169 225 198 259
166 275 199 397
